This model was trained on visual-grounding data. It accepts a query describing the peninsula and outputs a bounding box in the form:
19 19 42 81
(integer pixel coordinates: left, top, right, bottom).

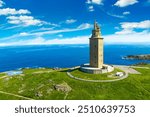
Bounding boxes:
123 54 150 60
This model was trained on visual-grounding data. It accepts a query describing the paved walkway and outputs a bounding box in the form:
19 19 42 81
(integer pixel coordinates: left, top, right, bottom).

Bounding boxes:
67 69 128 83
114 65 141 74
0 90 34 100
130 66 150 69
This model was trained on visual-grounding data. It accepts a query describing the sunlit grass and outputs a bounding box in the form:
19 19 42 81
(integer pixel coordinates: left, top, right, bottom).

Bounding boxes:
0 65 150 100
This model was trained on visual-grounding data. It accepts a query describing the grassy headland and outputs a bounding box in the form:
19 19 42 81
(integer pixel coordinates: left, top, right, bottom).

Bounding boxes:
0 65 150 100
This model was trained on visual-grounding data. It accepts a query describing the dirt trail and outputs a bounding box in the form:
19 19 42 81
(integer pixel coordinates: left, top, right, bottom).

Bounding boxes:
0 91 34 100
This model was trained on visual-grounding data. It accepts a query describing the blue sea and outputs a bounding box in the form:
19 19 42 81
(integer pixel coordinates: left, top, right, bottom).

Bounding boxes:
0 44 150 72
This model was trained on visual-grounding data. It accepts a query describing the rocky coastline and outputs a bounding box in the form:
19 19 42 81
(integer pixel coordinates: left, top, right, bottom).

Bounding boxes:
123 54 150 60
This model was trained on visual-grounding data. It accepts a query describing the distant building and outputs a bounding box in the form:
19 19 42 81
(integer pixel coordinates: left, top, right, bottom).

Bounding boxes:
90 21 103 68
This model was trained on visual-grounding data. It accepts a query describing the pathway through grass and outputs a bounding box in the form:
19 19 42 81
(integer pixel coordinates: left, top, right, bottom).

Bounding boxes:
0 91 34 100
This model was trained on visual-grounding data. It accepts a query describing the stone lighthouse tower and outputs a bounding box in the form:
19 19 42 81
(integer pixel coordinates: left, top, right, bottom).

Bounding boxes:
89 21 103 68
80 21 114 74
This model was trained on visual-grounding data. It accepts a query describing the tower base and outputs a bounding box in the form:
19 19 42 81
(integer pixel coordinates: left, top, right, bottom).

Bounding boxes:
80 63 114 74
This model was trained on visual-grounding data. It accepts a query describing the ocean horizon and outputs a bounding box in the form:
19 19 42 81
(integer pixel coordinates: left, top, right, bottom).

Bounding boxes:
0 44 150 72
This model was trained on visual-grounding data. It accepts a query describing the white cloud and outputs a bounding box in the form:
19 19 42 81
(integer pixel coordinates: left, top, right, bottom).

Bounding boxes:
3 25 22 30
116 20 150 35
7 15 42 26
104 33 150 44
0 0 4 7
107 12 125 18
86 0 92 4
0 8 30 15
34 27 54 31
123 11 130 15
0 23 92 41
114 0 138 7
0 37 46 46
45 36 89 44
1 33 150 46
88 6 94 12
85 0 103 12
0 20 150 46
115 29 136 35
58 34 63 37
65 19 77 24
0 1 58 29
92 0 103 5
77 23 92 29
121 20 150 29
86 0 103 5
25 37 46 45
19 32 29 36
30 23 92 36
0 36 89 46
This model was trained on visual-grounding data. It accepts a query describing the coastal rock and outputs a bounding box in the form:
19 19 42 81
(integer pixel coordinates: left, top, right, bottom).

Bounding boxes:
123 54 150 60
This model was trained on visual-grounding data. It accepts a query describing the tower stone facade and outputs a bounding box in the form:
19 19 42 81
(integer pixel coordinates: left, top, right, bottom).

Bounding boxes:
89 21 103 68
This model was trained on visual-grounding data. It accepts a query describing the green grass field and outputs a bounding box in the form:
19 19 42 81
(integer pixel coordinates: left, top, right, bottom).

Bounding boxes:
0 73 6 77
71 68 124 80
0 65 150 100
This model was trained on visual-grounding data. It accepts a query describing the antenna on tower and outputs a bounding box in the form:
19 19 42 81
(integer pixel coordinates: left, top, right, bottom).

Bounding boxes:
94 20 97 30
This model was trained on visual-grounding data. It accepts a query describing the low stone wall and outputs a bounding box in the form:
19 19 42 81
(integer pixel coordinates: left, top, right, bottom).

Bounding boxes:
80 64 114 74
80 67 102 74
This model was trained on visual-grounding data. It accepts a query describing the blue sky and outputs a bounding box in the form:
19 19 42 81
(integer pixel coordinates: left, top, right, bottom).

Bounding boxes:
0 0 150 46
